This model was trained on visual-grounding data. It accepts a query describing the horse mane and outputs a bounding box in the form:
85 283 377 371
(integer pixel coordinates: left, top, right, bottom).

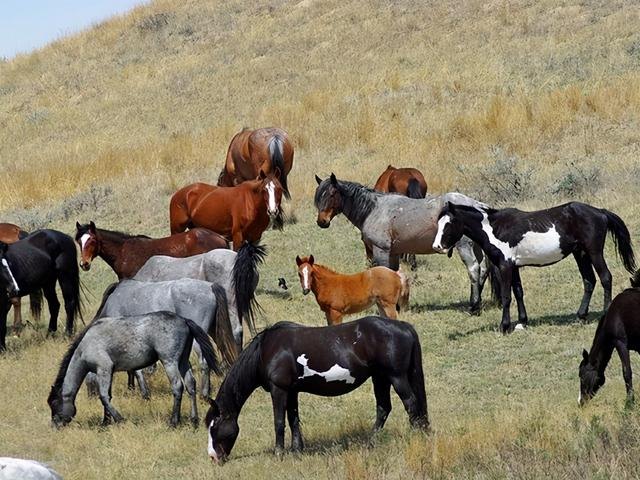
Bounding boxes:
75 224 151 241
315 178 380 227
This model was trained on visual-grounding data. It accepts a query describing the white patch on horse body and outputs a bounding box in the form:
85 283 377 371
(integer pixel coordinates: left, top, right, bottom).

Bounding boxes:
514 323 525 331
266 181 277 213
297 354 355 384
302 265 311 290
208 420 218 460
1 259 19 292
578 392 582 406
80 233 91 250
432 214 450 251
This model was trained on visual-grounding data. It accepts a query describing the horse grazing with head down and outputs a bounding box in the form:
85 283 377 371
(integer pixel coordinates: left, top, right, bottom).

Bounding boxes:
205 317 429 463
0 223 29 335
295 255 409 325
218 127 293 198
170 171 283 250
374 165 427 198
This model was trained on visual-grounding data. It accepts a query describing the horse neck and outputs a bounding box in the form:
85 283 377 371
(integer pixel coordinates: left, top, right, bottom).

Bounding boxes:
55 352 88 415
309 264 335 294
457 208 491 248
215 345 262 416
589 323 614 375
95 230 128 274
337 182 377 230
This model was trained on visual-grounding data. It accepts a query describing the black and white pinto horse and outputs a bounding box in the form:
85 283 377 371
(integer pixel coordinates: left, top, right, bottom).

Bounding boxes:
0 230 82 351
48 311 220 428
314 174 493 314
433 202 636 333
205 316 429 463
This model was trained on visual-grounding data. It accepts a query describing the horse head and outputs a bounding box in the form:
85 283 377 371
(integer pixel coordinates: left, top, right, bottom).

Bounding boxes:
75 221 99 271
47 384 76 429
578 348 605 406
295 255 315 295
258 169 283 220
205 398 239 465
314 173 343 228
432 202 465 255
0 242 19 297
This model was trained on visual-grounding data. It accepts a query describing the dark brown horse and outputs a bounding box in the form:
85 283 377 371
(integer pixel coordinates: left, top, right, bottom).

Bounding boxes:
170 171 283 250
374 165 427 198
0 223 29 335
217 127 293 198
75 222 228 279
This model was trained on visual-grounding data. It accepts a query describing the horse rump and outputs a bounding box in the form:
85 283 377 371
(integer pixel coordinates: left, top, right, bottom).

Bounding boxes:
603 209 636 273
269 136 290 199
406 177 425 199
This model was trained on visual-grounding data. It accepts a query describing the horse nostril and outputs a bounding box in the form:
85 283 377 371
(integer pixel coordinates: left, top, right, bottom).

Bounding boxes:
303 288 310 295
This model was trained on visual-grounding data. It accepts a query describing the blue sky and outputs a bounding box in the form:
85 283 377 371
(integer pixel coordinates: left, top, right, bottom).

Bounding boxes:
0 0 146 59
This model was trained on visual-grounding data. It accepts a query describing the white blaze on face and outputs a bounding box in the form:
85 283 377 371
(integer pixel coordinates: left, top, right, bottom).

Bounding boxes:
208 420 218 461
2 258 19 292
80 233 91 252
297 354 356 384
432 214 451 251
301 265 311 290
266 181 277 214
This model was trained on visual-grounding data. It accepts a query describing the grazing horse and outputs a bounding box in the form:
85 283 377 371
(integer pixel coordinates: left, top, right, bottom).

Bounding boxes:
579 280 640 406
0 223 29 335
218 127 293 198
170 171 283 251
295 255 409 325
433 202 636 333
205 317 429 463
48 312 220 428
313 173 492 314
0 230 82 351
75 221 228 279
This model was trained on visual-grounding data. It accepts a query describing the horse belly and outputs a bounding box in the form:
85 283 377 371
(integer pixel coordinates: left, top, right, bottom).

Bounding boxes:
513 228 565 266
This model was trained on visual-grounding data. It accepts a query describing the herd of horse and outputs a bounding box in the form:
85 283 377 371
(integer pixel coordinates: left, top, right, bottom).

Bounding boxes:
2 126 640 465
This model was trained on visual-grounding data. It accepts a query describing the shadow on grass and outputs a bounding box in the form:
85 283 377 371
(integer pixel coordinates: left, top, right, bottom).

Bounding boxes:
295 425 379 454
257 287 293 300
410 300 469 314
530 311 600 327
447 323 497 341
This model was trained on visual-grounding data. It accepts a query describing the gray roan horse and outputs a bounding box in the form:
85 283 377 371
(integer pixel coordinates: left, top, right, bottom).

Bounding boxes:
314 174 493 313
97 279 236 398
48 311 219 428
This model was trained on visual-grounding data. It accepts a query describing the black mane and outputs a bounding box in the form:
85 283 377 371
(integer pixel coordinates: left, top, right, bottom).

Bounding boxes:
315 178 380 228
75 224 151 241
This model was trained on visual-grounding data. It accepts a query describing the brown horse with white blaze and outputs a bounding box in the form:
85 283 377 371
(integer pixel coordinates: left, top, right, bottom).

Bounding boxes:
0 223 29 335
170 171 283 250
374 165 428 198
218 127 293 198
296 255 410 325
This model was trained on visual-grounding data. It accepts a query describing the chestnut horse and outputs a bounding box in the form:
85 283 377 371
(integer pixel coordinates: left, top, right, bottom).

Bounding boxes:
374 165 427 198
295 255 409 325
170 171 283 250
0 223 29 335
75 222 228 279
217 127 293 198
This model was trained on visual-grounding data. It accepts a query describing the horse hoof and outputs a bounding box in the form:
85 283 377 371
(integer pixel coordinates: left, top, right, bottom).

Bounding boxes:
469 307 481 316
191 417 200 429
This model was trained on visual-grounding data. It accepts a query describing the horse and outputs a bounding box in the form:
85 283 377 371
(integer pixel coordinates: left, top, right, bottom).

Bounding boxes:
295 255 409 325
373 165 428 270
218 127 293 198
98 279 237 398
579 278 640 406
0 230 82 351
170 170 283 251
205 317 429 463
0 458 61 480
48 311 220 428
134 242 265 347
0 223 29 335
75 221 228 279
432 201 636 333
313 173 493 314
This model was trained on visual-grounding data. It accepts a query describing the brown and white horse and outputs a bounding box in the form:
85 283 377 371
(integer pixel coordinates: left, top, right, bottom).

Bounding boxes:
0 223 29 335
374 165 427 198
217 127 293 198
170 171 283 250
295 255 409 325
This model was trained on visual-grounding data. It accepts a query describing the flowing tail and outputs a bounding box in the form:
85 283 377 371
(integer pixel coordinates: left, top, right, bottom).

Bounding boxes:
269 136 290 199
407 325 429 429
603 209 636 273
184 318 222 376
396 270 410 312
631 270 640 288
211 284 239 366
29 289 43 321
406 177 425 199
232 242 266 336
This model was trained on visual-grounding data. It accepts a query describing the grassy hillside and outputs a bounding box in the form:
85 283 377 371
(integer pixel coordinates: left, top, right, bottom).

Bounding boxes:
2 0 640 479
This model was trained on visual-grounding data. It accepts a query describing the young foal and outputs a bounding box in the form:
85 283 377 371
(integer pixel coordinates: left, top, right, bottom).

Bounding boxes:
433 202 636 333
205 317 429 463
295 255 409 325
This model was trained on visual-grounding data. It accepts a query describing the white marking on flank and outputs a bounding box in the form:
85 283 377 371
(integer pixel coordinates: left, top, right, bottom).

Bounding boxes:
80 233 91 250
2 259 19 293
266 181 277 214
514 323 525 331
297 354 356 384
302 265 311 290
208 420 218 460
432 215 450 252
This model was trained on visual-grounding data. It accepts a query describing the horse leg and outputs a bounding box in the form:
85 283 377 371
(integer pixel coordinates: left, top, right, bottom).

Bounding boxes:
85 373 100 397
135 370 150 400
377 301 398 320
163 361 184 427
58 274 79 336
231 228 244 252
96 366 124 424
192 342 210 399
362 235 374 266
182 365 199 427
590 253 613 312
511 268 528 328
390 374 424 429
615 340 634 406
456 238 483 315
0 296 9 352
11 298 22 336
407 254 418 271
287 392 304 452
371 245 391 269
372 376 392 431
573 251 596 320
270 385 288 454
42 282 60 334
325 309 343 326
498 263 513 334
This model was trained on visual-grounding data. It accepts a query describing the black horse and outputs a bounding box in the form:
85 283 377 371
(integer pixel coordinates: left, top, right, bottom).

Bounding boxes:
0 229 82 350
205 316 429 463
579 276 640 406
433 202 636 333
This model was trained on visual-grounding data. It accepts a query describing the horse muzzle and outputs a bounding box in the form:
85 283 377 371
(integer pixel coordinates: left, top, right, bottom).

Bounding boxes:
316 219 330 228
80 261 91 271
432 243 451 256
302 288 310 295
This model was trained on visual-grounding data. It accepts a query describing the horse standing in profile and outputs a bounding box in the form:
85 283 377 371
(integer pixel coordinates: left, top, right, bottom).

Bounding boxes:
0 223 29 335
218 127 293 198
433 201 636 333
170 171 284 250
295 255 409 325
205 317 429 463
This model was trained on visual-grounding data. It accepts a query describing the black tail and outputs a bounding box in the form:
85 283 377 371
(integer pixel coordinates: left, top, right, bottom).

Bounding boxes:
487 259 503 306
211 284 239 367
184 318 222 376
406 178 424 199
232 242 266 336
65 245 84 333
631 270 640 288
407 326 429 429
29 289 43 321
269 136 290 199
603 209 636 273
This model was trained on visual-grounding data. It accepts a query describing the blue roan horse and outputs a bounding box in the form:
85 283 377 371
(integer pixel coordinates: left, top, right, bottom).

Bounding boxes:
205 316 429 463
433 201 636 333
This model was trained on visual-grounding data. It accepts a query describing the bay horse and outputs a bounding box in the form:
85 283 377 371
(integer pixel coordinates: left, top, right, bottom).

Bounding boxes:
0 230 82 351
0 223 29 335
313 173 493 314
218 127 293 198
170 170 283 250
48 311 220 428
433 201 636 333
579 279 640 406
295 255 409 325
75 221 228 279
205 317 429 463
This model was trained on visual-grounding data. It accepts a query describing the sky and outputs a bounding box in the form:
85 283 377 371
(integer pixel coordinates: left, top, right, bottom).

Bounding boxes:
0 0 146 59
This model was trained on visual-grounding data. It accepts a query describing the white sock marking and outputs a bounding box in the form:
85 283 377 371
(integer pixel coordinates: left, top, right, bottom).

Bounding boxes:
297 354 355 384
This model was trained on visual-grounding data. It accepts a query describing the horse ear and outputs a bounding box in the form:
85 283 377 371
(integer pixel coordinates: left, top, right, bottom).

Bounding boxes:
582 349 589 361
295 255 302 266
309 255 314 265
75 221 81 230
258 169 267 180
330 173 337 185
208 398 220 416
447 202 456 213
315 174 323 185
89 221 96 233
